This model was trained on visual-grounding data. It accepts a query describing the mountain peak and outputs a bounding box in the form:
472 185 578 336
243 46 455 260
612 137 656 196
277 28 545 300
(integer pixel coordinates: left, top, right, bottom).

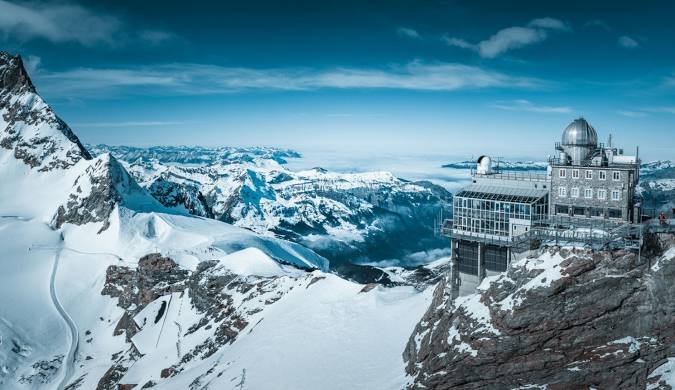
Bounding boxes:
0 51 91 170
0 51 36 95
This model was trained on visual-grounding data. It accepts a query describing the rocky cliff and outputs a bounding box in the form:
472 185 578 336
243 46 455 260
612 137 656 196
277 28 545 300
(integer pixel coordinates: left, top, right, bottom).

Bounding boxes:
404 234 675 389
0 51 90 171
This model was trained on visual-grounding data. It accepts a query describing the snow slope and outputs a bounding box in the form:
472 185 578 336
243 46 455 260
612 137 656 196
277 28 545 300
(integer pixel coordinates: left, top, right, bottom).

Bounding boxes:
0 51 432 389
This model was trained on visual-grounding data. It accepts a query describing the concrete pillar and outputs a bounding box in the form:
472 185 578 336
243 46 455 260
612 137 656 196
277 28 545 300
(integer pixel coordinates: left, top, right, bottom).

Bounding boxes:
477 243 484 281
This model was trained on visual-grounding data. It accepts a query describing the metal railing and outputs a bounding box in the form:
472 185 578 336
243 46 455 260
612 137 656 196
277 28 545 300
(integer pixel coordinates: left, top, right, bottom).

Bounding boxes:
471 169 549 182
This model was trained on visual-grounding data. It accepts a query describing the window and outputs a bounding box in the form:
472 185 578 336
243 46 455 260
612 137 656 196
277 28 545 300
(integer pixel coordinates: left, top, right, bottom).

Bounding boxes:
609 208 622 219
559 168 566 178
613 171 621 181
584 188 593 198
585 170 593 179
559 187 567 197
612 190 621 201
571 187 579 198
572 169 579 179
599 171 606 180
597 189 607 200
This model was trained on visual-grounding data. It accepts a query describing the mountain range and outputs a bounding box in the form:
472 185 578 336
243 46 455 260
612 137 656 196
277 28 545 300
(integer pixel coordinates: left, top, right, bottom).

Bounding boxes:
1 51 674 389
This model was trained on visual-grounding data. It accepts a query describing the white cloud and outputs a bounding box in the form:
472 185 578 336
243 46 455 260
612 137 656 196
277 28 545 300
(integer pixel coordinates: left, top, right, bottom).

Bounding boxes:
528 18 570 31
445 17 569 58
33 61 546 98
442 36 476 50
617 110 648 118
0 1 176 47
72 121 184 127
478 27 547 58
397 27 420 39
618 35 639 49
138 30 177 45
645 107 675 114
491 99 572 113
585 19 611 31
24 55 41 75
0 0 121 45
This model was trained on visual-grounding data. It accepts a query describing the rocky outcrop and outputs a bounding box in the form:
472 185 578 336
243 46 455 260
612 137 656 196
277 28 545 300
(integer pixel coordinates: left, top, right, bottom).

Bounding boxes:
52 154 162 231
0 51 91 171
147 178 213 218
404 235 675 389
98 252 307 389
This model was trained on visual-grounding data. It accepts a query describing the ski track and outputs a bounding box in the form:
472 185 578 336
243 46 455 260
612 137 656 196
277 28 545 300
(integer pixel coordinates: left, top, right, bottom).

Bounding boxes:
50 236 79 390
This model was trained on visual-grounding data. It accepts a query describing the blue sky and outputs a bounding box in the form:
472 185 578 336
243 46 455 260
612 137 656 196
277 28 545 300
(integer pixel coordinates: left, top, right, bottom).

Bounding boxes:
1 0 674 160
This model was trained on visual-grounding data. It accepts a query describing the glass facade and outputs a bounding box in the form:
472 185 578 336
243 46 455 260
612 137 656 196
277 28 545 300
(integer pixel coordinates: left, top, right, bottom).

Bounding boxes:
452 193 548 238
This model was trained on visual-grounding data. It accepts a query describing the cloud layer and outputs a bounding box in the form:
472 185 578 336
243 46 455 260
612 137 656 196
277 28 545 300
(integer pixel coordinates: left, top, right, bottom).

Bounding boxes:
445 17 569 58
492 99 571 113
397 27 420 39
33 61 545 98
0 0 174 46
618 35 639 49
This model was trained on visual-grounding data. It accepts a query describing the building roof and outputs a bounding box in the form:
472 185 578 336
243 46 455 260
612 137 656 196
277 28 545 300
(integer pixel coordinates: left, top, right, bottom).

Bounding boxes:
562 117 598 147
455 184 549 204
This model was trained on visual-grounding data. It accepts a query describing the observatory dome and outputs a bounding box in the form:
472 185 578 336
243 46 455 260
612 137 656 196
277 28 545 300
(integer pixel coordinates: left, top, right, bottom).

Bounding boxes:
562 118 598 146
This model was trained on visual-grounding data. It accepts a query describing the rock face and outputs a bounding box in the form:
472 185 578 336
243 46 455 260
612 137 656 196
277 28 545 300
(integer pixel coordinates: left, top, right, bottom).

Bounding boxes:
404 235 675 389
147 178 213 218
98 252 305 389
0 51 91 171
52 154 163 231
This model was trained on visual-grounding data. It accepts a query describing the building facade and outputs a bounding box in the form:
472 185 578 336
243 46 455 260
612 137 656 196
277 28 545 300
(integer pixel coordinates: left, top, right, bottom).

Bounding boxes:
549 118 640 222
449 156 549 295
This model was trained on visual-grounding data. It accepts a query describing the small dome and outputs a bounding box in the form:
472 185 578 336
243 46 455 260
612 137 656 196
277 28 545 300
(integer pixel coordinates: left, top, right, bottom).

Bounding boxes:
562 118 598 146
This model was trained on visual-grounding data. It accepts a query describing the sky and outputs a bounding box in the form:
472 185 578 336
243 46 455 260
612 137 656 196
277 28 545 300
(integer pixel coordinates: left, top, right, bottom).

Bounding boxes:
1 0 674 161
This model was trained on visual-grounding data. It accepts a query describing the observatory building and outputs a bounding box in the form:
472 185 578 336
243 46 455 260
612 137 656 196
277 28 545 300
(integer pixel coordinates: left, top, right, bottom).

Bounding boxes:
550 118 640 222
444 117 641 296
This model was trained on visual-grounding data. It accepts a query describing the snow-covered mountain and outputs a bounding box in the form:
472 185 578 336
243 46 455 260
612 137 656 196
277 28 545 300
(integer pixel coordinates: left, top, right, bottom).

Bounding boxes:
0 51 431 389
638 160 675 213
2 49 673 390
91 145 452 274
442 159 549 171
87 144 301 165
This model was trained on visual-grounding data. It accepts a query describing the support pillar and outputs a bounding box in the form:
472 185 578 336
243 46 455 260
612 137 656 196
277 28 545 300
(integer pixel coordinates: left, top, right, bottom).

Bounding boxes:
477 243 485 282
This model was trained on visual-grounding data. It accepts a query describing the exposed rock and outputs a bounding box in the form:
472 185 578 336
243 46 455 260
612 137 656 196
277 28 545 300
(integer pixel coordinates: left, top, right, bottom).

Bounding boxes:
404 234 675 389
99 252 308 388
147 178 213 218
0 51 91 171
52 154 162 231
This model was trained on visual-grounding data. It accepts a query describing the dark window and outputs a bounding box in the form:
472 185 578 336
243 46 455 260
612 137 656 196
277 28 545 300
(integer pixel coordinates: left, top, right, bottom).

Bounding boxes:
573 207 586 217
555 205 569 215
609 208 622 219
484 245 508 272
456 241 478 275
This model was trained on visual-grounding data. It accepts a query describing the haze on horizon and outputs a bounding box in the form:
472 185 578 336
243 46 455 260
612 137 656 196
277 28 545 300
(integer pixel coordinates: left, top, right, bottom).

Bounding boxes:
1 0 674 161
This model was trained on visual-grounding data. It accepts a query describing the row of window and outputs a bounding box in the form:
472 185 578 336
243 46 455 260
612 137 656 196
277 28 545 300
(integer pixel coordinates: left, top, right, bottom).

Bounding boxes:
558 168 621 181
555 205 622 219
558 187 621 201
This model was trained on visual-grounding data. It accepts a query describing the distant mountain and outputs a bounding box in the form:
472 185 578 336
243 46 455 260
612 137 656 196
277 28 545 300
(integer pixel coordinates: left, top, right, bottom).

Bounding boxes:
639 160 675 213
92 144 453 274
442 160 548 171
87 144 301 165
